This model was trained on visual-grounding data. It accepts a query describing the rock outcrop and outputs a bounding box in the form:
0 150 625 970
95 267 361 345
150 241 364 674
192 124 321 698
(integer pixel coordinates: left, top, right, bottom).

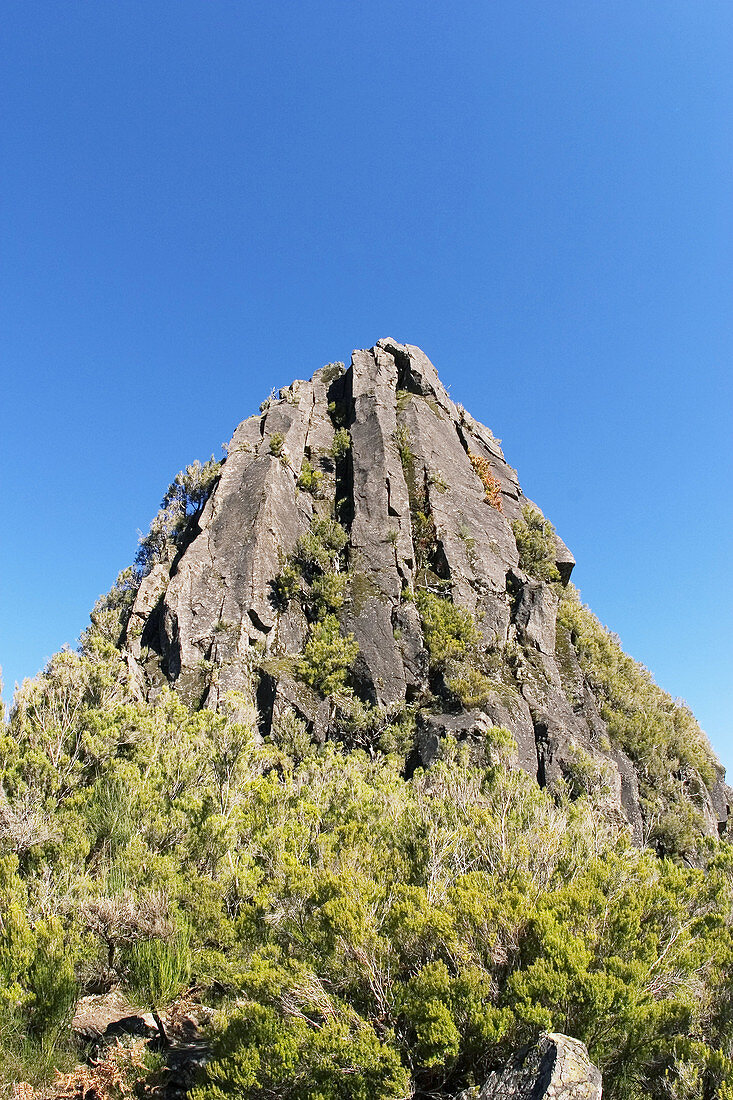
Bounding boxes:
123 339 729 847
457 1033 602 1100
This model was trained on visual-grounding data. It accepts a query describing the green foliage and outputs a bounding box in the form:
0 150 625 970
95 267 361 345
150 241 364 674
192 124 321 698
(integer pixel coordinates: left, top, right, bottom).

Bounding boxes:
416 591 481 662
558 587 720 857
259 388 278 413
193 1003 409 1100
297 457 325 495
560 743 614 802
428 470 449 494
135 456 221 579
126 925 192 1022
269 431 286 458
327 395 348 427
3 547 733 1096
415 591 496 709
412 509 437 570
503 849 733 1097
274 514 348 632
309 571 346 618
511 504 561 582
270 708 314 763
272 563 300 608
394 424 414 473
0 856 76 1050
297 516 348 575
87 566 139 644
330 427 352 460
297 615 359 696
445 664 494 709
394 424 444 581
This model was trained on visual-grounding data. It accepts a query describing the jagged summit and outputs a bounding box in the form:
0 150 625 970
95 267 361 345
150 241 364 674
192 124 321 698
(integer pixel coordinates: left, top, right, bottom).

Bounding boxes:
122 339 729 852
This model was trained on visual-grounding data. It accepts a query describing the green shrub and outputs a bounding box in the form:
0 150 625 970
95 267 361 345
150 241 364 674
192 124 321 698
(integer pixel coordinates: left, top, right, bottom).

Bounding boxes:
193 1004 409 1100
135 457 221 579
445 664 494 709
270 708 314 763
330 428 351 461
416 591 481 663
88 567 139 644
126 925 192 1044
428 470 449 494
297 615 359 696
412 510 437 570
297 517 348 574
558 586 720 857
511 505 560 582
394 424 414 474
0 857 76 1047
309 572 346 618
327 393 348 426
297 458 324 495
269 432 286 457
272 563 300 608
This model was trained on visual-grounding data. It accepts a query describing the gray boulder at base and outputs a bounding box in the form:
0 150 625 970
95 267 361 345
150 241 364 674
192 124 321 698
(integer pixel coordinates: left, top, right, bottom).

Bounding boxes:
457 1033 602 1100
122 338 729 848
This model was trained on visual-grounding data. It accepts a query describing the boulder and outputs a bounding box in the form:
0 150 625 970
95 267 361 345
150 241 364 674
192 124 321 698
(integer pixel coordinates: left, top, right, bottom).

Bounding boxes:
457 1033 602 1100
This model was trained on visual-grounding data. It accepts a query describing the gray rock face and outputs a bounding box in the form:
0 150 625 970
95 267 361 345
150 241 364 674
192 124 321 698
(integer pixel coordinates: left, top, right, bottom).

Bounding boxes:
122 339 726 846
457 1033 602 1100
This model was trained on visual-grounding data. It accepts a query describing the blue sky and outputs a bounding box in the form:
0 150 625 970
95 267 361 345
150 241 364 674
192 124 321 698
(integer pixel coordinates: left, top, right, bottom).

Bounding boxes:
1 2 731 769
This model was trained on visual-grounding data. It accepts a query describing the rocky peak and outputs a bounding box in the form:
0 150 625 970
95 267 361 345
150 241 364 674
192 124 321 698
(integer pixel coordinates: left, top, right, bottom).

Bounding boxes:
123 339 729 855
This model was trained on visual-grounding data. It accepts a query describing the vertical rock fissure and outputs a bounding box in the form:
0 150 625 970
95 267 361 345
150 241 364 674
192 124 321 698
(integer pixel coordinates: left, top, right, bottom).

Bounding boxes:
534 720 550 788
328 371 355 534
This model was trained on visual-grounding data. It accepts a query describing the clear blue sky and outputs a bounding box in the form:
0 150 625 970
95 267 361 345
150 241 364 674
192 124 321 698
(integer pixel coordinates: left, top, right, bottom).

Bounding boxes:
1 3 731 769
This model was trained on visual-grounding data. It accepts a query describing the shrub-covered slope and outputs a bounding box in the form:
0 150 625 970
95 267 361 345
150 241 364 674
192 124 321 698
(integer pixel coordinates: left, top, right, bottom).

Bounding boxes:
2 340 731 1098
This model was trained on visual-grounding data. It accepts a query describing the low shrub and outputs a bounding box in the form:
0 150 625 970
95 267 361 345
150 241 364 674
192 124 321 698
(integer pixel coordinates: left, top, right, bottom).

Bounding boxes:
297 615 359 696
511 505 560 582
297 517 348 574
330 428 351 461
269 432 286 458
416 591 481 663
469 453 502 511
445 664 494 709
193 1004 409 1100
297 458 325 496
309 572 346 618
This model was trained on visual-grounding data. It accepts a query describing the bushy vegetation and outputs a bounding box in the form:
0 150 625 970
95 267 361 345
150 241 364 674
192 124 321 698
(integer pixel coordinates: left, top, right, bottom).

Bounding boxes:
269 431 286 458
3 454 732 1097
271 513 357 695
135 457 222 581
511 504 561 582
417 590 481 660
297 458 325 496
330 427 351 461
557 587 720 857
394 423 441 582
83 457 223 648
416 590 495 709
469 452 503 511
2 623 732 1097
297 517 348 576
297 615 359 695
